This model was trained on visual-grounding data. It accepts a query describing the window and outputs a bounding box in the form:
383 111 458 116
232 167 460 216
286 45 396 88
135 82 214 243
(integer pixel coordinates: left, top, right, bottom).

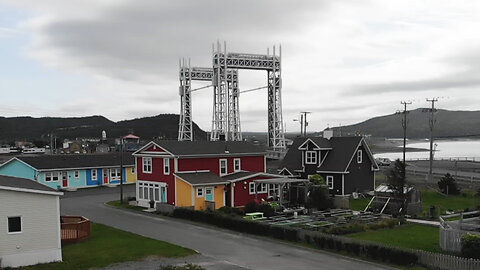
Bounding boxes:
45 172 52 182
357 150 363 164
91 169 97 180
268 184 280 197
110 168 121 180
255 183 267 194
234 158 241 172
74 170 79 178
143 157 152 173
131 167 135 174
220 159 227 176
138 184 143 199
8 216 21 234
163 158 170 175
52 172 60 181
197 187 204 197
305 151 317 164
326 176 334 190
249 182 256 194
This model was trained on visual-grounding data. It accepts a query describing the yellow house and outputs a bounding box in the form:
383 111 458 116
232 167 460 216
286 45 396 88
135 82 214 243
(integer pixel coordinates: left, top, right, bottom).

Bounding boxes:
174 171 228 210
126 166 137 183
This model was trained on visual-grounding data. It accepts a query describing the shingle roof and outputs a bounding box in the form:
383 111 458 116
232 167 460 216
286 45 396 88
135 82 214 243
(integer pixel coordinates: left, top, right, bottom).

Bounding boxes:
318 137 362 171
279 136 365 173
221 171 259 181
146 140 264 156
0 175 61 195
13 153 134 170
175 171 229 186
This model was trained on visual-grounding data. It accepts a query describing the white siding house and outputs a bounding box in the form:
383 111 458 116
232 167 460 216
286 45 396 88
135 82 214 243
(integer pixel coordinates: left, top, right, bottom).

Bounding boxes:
0 175 63 268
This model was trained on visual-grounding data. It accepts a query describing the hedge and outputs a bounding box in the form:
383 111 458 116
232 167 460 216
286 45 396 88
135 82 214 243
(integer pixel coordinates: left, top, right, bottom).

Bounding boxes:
171 208 418 266
461 234 480 259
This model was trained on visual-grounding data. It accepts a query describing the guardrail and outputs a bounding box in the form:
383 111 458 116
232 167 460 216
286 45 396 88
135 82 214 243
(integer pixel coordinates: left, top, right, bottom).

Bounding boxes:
61 216 90 245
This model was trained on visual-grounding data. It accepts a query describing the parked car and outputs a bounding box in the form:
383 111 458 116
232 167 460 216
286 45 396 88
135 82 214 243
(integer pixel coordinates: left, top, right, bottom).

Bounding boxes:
375 157 391 166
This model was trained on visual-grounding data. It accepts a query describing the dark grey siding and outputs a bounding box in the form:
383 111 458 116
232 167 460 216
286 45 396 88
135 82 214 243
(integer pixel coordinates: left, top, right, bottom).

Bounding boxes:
345 145 374 193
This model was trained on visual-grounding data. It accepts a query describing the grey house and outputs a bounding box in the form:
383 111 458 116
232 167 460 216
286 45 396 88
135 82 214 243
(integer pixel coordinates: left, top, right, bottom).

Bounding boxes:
278 136 379 195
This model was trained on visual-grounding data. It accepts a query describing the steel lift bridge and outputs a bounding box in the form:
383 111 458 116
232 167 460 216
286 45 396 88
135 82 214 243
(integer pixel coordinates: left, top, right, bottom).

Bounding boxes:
178 42 286 159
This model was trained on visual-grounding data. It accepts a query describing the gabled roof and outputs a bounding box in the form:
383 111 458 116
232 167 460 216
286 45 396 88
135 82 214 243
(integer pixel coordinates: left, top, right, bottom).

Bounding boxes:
279 136 376 173
318 137 363 172
135 140 265 157
3 153 135 171
175 171 229 186
298 137 332 150
0 175 63 196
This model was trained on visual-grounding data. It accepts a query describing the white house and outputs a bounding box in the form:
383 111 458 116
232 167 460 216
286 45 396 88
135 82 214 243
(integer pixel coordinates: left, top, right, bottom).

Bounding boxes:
0 175 63 268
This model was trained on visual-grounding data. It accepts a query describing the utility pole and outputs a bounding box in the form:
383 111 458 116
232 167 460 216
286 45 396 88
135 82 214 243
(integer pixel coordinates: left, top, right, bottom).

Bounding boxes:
300 112 311 137
400 101 412 175
426 98 438 181
120 136 124 204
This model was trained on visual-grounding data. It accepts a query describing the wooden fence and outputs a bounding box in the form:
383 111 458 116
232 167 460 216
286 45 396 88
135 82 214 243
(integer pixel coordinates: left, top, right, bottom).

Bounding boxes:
61 216 90 245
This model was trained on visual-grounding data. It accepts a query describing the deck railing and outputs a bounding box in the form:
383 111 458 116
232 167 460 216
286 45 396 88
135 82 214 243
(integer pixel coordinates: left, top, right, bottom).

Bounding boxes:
61 216 90 245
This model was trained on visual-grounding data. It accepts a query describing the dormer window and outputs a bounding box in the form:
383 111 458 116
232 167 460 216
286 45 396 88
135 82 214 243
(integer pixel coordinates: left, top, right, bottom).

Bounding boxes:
305 151 317 164
357 150 363 164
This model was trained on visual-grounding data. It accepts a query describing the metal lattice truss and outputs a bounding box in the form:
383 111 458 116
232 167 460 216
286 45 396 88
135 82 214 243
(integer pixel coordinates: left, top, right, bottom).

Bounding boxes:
212 43 285 151
178 60 239 141
178 42 286 154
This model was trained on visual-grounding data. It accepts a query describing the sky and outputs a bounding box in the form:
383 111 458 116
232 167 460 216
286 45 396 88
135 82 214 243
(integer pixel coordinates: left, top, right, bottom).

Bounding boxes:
1 0 480 133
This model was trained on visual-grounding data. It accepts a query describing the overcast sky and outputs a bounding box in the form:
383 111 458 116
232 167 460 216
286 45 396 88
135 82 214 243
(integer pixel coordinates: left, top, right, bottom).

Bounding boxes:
1 0 480 132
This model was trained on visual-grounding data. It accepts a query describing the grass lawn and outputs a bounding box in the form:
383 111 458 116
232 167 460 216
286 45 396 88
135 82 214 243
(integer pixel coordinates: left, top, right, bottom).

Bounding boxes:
421 189 479 215
349 189 479 215
20 223 195 270
347 224 440 253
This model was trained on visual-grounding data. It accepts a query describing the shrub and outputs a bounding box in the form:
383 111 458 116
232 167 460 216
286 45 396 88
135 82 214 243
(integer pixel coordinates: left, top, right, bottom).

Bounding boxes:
461 234 480 259
306 185 332 210
438 173 460 195
217 206 243 216
244 201 259 213
309 174 326 185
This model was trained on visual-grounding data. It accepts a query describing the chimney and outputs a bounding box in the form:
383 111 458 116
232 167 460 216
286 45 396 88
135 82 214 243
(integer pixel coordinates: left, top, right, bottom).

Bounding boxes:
323 129 333 140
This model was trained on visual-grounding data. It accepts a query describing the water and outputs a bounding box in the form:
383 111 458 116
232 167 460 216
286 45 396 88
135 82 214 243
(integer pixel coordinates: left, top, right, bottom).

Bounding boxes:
374 139 480 161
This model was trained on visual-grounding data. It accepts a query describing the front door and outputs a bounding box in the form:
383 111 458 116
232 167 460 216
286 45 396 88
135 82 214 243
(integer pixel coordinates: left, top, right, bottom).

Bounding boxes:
161 186 166 202
103 169 108 184
62 171 68 187
205 187 214 201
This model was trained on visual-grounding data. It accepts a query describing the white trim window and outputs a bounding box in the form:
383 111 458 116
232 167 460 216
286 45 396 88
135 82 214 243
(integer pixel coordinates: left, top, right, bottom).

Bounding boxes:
138 181 165 202
131 167 135 174
91 169 97 180
357 150 363 164
45 172 53 182
74 170 79 178
219 159 227 176
163 158 170 175
7 216 22 234
305 151 317 164
234 158 241 172
249 182 256 195
196 187 204 197
110 168 121 181
143 157 152 173
326 175 334 190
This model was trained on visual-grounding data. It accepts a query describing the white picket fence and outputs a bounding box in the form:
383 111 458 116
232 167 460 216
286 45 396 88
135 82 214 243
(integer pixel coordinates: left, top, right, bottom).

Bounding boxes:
415 250 480 270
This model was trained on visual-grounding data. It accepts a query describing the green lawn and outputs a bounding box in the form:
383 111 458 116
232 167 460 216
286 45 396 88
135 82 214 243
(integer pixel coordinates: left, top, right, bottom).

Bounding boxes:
20 223 195 270
347 224 440 252
421 190 479 215
349 190 480 216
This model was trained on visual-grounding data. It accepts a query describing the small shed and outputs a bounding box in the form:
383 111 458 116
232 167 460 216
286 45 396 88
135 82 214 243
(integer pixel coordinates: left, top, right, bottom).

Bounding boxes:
372 184 422 215
0 175 63 268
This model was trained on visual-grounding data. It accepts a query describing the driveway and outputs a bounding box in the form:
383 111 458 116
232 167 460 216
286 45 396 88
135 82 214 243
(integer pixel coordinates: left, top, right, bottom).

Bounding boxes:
60 186 396 270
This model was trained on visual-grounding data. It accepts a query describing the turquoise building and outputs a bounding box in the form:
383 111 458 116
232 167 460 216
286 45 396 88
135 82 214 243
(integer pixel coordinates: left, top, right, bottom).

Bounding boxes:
0 153 137 190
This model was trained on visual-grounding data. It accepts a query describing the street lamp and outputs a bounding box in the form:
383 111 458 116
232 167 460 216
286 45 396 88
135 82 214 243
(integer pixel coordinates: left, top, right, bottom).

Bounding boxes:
120 136 124 204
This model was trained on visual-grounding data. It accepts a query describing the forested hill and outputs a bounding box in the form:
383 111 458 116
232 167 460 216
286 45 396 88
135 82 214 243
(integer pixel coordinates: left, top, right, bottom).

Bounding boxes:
0 114 207 142
330 109 480 138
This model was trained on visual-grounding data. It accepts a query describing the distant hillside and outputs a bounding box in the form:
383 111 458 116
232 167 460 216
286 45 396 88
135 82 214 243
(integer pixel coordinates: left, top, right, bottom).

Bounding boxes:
0 114 207 143
330 109 480 138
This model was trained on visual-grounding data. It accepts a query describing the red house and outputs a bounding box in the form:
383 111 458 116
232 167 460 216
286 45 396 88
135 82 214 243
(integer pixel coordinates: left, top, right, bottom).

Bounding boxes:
133 140 282 209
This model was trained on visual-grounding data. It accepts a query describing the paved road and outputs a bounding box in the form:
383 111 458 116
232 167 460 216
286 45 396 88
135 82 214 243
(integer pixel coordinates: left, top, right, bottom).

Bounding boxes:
60 187 395 270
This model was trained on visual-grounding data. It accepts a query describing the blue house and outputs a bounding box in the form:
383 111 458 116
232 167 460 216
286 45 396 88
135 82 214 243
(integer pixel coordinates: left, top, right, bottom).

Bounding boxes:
0 153 137 190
